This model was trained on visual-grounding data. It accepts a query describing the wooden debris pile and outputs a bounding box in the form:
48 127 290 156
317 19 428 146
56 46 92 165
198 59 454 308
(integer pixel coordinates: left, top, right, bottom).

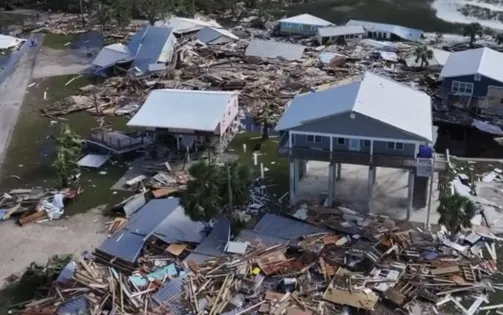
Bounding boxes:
0 188 80 225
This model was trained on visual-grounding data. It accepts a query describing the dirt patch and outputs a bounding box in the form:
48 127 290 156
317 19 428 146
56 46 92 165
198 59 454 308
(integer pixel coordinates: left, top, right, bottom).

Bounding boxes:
32 47 93 79
0 207 108 288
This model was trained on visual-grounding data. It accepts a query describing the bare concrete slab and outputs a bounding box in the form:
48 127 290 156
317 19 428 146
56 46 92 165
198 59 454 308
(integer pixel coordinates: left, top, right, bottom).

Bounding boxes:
297 161 440 225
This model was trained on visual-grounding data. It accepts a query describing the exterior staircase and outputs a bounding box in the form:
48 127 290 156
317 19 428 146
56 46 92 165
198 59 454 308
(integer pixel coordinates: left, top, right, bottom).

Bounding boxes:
412 176 429 209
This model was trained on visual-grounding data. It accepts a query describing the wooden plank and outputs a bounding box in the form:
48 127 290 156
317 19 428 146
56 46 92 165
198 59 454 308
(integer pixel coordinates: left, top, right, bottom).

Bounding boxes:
166 244 188 256
431 266 460 276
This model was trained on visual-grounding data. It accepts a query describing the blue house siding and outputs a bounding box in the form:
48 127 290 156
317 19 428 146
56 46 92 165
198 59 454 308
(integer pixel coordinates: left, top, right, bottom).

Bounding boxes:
279 22 321 36
442 74 503 99
290 112 425 142
290 133 416 157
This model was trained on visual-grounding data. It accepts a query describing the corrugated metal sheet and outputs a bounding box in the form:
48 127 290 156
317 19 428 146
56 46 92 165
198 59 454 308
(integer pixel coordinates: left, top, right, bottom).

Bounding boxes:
149 203 207 244
152 274 189 314
275 71 433 142
440 47 503 83
250 213 328 241
236 229 286 246
347 20 423 42
245 39 305 61
278 14 333 26
128 26 175 73
197 27 238 44
92 43 133 68
127 89 237 131
97 198 183 263
56 261 89 315
318 25 364 37
184 217 230 263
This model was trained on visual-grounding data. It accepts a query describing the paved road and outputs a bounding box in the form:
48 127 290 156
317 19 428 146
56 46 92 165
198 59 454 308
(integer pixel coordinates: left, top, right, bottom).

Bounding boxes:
0 34 42 169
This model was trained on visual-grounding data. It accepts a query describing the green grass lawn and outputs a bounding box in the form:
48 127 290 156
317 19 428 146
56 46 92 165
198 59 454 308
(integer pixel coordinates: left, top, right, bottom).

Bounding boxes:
42 33 77 50
228 132 289 200
0 74 132 214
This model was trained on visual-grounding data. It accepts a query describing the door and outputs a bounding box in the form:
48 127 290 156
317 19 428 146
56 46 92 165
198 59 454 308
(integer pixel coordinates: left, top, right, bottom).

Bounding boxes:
349 139 361 151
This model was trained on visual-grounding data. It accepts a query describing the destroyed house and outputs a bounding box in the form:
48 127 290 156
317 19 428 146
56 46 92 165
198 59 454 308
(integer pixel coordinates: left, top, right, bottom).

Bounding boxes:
95 198 207 268
127 89 240 153
156 16 222 35
278 13 334 36
91 25 176 76
275 71 442 215
196 26 239 45
245 39 306 61
439 47 503 113
346 19 423 42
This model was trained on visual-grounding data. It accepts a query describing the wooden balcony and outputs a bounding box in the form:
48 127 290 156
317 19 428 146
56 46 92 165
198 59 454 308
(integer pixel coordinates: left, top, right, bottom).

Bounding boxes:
278 146 421 169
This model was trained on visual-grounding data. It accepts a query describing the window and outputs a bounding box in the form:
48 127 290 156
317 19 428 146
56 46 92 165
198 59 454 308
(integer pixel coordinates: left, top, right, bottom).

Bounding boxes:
387 142 404 150
362 140 371 147
311 25 317 30
451 81 474 95
337 137 346 145
474 74 481 81
307 135 322 143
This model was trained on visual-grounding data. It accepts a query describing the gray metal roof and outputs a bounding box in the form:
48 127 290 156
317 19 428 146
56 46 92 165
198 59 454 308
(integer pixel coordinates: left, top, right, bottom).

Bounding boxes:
246 213 328 241
346 20 423 42
197 27 238 44
127 89 238 131
184 217 230 263
149 200 207 244
156 17 222 34
275 71 433 142
245 39 305 61
92 43 133 68
97 198 194 263
236 229 287 246
440 47 503 83
128 25 175 73
278 14 333 26
318 25 364 37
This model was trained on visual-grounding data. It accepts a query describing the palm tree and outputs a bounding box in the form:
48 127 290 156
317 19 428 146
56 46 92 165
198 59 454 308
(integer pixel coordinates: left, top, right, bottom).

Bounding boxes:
221 162 253 207
413 45 434 68
463 22 483 48
254 105 278 140
437 193 476 240
180 160 223 222
52 124 83 188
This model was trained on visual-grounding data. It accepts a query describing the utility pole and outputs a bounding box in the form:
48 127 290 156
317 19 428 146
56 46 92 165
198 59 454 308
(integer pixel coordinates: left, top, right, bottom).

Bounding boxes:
80 0 85 26
227 166 233 220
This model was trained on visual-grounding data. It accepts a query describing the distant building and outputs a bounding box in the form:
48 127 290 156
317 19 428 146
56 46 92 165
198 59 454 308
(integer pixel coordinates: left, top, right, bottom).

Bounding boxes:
91 25 176 76
127 89 240 153
278 14 334 36
346 20 423 42
405 48 450 71
440 47 503 114
317 25 365 45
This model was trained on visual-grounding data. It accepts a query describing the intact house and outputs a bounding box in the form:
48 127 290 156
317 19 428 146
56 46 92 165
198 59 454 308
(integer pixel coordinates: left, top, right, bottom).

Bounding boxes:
127 89 240 153
346 20 423 42
275 71 446 219
91 25 176 76
278 14 333 36
439 47 503 116
317 25 365 45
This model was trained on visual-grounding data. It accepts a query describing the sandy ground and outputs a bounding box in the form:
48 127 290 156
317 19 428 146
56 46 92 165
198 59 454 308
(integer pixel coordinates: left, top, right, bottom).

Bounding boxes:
0 208 108 286
0 40 98 288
